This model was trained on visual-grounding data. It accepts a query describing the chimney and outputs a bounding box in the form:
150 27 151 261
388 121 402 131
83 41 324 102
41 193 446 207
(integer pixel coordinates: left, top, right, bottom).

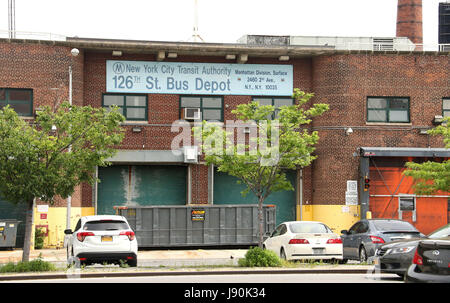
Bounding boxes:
396 0 423 44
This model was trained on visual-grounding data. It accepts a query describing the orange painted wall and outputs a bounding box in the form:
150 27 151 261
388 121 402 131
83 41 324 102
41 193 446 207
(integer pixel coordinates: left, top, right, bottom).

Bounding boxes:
369 166 448 235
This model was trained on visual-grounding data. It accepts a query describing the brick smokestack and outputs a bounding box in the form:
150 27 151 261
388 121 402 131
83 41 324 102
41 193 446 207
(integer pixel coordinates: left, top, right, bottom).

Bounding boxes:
396 0 423 44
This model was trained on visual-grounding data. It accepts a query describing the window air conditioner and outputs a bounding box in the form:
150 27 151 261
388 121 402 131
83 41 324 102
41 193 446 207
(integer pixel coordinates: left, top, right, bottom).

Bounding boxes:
433 115 443 125
183 146 198 163
182 108 201 120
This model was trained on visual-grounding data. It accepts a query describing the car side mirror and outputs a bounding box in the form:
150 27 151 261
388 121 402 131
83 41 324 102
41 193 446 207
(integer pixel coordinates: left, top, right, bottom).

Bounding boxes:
341 230 348 235
64 229 73 235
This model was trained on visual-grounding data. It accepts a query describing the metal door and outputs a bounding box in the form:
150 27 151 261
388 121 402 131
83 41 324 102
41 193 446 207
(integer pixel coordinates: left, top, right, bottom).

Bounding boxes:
368 158 449 234
214 169 297 225
97 165 187 215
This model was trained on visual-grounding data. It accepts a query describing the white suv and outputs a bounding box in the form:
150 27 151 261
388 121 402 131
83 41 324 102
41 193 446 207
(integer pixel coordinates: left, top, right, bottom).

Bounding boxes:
64 215 138 267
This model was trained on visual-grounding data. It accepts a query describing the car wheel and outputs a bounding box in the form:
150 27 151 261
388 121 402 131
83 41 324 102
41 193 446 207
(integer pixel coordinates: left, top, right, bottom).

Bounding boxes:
127 259 138 267
280 248 287 261
359 246 368 263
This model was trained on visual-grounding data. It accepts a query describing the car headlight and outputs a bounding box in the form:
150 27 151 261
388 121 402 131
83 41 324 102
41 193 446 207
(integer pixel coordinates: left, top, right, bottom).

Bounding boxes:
386 246 415 254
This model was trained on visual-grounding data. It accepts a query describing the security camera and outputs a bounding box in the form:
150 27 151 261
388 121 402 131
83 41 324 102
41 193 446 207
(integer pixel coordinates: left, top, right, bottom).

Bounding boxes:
345 127 353 135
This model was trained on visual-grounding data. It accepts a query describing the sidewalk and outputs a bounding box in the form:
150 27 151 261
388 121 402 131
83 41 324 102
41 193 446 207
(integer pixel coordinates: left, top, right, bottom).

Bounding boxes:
0 248 374 281
0 248 248 267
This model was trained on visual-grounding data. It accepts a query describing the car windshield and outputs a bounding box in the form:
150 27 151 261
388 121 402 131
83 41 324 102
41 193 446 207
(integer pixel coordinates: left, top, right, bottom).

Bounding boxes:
428 224 450 239
83 220 129 231
372 220 418 232
289 222 332 234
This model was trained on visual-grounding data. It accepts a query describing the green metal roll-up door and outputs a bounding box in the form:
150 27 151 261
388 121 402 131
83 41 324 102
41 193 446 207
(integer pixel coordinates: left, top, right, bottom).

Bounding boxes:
0 198 27 248
97 165 187 215
214 170 297 225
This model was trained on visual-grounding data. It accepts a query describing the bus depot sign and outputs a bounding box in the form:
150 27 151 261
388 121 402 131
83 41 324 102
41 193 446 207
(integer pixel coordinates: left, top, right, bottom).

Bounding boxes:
106 60 293 96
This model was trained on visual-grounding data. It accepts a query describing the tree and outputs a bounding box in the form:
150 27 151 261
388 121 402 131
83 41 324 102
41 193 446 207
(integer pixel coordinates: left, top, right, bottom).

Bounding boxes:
403 117 450 194
194 89 328 247
0 102 125 262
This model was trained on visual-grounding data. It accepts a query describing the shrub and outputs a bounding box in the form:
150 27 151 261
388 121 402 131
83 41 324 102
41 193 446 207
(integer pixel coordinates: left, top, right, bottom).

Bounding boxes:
238 247 282 267
34 228 45 249
0 255 56 273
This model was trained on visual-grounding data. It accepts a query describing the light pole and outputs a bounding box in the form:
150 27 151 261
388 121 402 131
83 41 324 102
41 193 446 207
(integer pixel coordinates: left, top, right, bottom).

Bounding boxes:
66 48 79 232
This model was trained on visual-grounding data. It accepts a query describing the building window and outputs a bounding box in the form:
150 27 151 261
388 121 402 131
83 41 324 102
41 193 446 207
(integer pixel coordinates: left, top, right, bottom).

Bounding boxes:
102 94 147 121
443 98 450 118
0 88 33 116
251 97 294 119
180 96 223 121
367 97 410 123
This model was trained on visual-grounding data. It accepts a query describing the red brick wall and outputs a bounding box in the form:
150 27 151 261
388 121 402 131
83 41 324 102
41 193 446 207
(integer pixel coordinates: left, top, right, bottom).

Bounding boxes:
0 41 85 207
83 52 314 205
310 53 449 205
3 40 448 209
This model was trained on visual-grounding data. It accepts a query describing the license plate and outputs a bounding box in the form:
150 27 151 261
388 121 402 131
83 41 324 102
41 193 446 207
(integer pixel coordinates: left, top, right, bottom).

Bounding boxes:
101 236 113 242
313 248 324 254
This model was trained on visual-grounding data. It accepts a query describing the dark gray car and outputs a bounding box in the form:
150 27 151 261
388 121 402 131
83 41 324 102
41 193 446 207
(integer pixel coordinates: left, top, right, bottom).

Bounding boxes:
375 223 450 277
340 219 423 263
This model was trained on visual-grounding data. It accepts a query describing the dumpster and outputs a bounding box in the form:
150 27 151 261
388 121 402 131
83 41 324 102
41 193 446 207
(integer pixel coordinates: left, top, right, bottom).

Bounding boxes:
114 204 276 248
0 219 20 249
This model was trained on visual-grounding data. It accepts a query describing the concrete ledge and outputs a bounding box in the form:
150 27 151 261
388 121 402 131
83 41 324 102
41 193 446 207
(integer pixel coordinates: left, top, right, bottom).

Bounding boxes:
0 266 373 281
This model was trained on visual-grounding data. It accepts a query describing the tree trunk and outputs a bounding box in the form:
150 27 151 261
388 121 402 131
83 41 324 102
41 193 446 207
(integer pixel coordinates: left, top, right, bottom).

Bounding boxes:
21 198 35 262
258 197 264 248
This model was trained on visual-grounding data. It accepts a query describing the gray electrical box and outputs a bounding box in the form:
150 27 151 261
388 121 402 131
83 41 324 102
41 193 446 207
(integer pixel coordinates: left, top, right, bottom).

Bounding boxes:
0 219 20 249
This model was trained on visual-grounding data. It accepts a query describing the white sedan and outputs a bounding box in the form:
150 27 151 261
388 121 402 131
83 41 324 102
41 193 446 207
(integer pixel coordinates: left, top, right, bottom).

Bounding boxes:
263 221 343 261
65 215 138 267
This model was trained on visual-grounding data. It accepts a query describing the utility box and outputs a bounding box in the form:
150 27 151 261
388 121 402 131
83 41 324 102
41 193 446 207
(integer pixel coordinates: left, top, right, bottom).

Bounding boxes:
0 220 20 249
115 204 276 248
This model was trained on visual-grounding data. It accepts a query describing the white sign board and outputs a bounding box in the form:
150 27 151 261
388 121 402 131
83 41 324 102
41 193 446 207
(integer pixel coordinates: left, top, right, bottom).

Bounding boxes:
106 60 293 96
37 205 49 213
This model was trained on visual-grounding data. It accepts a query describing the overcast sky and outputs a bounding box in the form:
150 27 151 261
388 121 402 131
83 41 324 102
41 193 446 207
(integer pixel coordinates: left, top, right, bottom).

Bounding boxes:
0 0 444 45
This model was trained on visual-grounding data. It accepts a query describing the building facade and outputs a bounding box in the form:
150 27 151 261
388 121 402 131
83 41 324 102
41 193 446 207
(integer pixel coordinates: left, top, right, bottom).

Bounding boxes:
1 0 449 248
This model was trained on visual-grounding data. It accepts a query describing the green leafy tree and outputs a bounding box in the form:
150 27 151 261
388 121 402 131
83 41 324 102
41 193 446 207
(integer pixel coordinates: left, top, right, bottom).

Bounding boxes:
403 117 450 194
194 89 328 247
0 102 125 262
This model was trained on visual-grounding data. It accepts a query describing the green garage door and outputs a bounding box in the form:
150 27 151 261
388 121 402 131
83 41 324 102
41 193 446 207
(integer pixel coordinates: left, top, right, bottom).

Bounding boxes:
214 170 297 225
0 198 27 248
97 165 187 215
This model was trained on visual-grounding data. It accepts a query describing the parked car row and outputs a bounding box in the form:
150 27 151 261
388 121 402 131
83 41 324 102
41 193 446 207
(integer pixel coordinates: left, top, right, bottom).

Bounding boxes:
264 218 450 282
375 223 450 282
66 215 449 282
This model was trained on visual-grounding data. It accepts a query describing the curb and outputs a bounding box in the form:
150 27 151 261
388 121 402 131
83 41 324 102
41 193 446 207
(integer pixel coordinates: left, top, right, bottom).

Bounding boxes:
0 267 373 281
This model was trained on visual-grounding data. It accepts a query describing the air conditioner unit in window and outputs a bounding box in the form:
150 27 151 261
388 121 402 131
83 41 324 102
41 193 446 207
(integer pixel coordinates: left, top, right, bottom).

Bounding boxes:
183 146 198 163
182 108 201 120
433 115 444 125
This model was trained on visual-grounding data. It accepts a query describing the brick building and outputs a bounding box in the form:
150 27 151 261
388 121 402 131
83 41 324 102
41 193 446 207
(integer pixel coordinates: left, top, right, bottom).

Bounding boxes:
0 0 449 248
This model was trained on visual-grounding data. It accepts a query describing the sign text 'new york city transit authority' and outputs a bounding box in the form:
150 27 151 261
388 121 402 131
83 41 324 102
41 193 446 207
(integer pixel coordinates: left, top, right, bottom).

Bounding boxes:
106 60 293 96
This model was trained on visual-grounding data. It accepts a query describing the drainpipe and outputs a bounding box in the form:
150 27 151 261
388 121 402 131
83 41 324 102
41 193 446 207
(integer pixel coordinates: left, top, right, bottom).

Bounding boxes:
299 169 303 221
187 164 192 204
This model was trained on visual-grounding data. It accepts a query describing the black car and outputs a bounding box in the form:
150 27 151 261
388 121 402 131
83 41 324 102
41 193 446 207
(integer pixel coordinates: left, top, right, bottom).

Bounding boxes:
405 237 450 283
375 223 450 277
341 219 423 263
